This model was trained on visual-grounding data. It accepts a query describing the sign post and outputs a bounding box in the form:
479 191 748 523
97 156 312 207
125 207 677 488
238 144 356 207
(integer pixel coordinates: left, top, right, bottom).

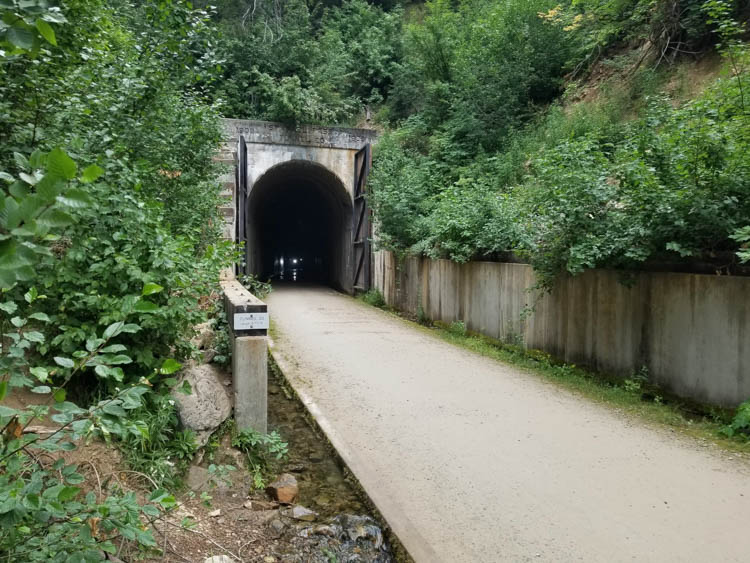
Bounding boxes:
222 280 268 433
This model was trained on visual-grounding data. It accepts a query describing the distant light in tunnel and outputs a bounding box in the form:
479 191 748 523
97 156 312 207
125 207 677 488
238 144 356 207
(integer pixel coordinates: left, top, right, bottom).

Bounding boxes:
292 258 298 264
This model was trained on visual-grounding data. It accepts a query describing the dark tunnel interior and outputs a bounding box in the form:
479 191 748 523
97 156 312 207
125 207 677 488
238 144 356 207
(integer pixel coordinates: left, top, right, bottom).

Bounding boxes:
246 161 352 290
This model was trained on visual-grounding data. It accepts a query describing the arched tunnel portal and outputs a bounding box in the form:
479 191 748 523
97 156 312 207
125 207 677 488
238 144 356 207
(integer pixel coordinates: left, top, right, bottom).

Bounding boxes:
245 161 353 292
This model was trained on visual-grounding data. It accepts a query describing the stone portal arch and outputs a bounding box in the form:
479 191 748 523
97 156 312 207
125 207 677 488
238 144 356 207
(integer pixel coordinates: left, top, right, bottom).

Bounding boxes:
222 119 377 294
246 160 353 292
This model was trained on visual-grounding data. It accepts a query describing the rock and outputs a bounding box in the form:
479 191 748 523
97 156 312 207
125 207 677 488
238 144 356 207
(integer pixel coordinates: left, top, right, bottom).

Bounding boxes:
269 518 285 536
313 494 331 507
245 499 278 511
204 557 234 563
314 525 335 537
286 505 317 522
208 509 221 518
172 363 232 447
185 465 232 493
191 321 215 350
201 349 216 364
334 514 384 549
266 473 298 504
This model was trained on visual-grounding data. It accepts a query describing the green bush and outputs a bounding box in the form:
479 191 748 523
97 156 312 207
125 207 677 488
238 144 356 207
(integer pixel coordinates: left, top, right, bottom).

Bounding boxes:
371 0 750 288
209 0 402 125
0 1 229 558
231 428 289 489
722 400 750 438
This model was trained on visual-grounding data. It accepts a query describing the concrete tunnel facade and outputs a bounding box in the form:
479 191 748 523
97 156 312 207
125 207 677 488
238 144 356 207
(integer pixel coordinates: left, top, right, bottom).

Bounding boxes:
222 119 378 294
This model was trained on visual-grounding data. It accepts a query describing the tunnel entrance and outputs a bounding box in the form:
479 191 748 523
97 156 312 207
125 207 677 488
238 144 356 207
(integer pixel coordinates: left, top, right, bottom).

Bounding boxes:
245 161 352 292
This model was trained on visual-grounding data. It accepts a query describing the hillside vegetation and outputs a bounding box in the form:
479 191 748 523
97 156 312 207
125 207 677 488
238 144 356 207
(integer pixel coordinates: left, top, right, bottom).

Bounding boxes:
367 0 750 289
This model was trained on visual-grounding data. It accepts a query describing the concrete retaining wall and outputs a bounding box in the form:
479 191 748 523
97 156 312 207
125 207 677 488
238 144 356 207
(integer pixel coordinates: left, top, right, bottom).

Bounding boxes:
373 251 750 407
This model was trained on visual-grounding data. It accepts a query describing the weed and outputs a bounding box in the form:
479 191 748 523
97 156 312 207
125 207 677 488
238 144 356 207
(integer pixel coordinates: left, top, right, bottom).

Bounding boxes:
200 491 213 507
416 304 431 326
239 274 273 299
231 428 289 489
721 400 750 439
448 320 467 337
208 463 237 488
119 392 198 489
359 289 386 308
623 366 650 393
503 331 525 347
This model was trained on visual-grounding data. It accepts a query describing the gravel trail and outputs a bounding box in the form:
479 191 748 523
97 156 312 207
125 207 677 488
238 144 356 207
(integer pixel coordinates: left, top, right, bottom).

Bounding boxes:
266 284 750 563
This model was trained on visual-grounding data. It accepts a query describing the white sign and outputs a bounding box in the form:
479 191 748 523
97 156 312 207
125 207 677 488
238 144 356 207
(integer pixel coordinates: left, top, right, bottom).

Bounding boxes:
234 312 269 330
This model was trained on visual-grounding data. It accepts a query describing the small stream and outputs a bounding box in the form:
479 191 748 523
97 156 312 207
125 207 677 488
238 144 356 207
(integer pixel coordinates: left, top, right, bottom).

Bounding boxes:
267 368 395 562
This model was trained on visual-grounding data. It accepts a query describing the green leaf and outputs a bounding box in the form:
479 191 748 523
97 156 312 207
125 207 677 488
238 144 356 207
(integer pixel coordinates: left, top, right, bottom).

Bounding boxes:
100 344 126 353
57 486 80 502
29 312 50 322
53 389 67 403
0 381 7 402
133 299 159 313
0 405 18 418
54 356 74 369
80 165 104 183
56 189 91 208
94 365 112 379
106 354 132 365
7 26 34 50
24 331 44 343
35 19 56 46
141 282 163 296
30 367 48 382
159 358 182 375
9 182 29 199
46 148 77 180
102 403 126 417
0 301 17 315
19 172 37 185
37 208 73 228
31 385 51 394
103 321 124 340
13 153 29 171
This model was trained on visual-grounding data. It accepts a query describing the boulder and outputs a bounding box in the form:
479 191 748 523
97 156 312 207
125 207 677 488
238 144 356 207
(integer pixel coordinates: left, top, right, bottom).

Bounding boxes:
172 363 232 446
285 505 317 522
266 473 298 504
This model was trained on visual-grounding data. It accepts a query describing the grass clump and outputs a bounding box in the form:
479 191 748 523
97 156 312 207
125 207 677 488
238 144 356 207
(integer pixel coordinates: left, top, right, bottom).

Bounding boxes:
358 288 387 309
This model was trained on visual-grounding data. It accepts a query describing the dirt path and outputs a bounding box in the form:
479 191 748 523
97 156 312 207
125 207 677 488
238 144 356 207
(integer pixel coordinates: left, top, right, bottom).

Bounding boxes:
266 284 750 563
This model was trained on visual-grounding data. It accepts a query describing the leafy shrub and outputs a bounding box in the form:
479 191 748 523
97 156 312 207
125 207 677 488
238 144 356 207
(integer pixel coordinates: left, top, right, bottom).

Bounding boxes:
210 0 402 124
360 288 386 308
231 428 289 489
240 274 273 299
119 391 199 489
0 0 228 558
448 320 467 337
722 400 750 438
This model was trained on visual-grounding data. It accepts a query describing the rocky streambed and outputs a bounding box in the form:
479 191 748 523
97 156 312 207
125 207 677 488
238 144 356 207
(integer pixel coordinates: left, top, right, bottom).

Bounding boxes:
261 370 395 562
168 361 397 563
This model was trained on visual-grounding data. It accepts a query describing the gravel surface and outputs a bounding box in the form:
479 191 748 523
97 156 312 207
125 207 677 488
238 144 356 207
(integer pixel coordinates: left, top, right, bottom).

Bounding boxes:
267 284 750 563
